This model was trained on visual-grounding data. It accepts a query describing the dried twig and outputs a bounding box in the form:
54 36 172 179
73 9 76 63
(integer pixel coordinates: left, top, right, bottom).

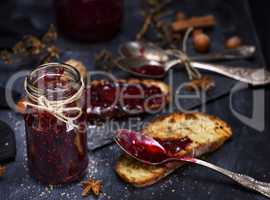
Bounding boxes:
172 15 216 32
94 49 116 72
136 0 171 40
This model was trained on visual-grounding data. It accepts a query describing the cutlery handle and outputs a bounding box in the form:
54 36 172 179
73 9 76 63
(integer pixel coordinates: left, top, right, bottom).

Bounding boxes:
181 157 270 198
190 62 270 86
190 46 256 61
166 46 255 62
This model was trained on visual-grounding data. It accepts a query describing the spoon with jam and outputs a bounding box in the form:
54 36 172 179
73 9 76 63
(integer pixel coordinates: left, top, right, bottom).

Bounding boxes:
116 56 270 86
115 129 270 198
119 41 256 63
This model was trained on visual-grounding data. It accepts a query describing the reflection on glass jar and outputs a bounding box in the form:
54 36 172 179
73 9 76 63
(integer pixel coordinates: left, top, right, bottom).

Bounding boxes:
54 0 124 42
24 63 88 185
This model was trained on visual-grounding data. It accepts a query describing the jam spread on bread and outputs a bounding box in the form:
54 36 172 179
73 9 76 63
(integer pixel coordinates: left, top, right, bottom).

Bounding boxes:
86 81 167 121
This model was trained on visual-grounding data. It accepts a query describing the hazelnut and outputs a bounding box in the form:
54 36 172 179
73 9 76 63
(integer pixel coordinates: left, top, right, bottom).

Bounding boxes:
192 31 210 53
225 36 242 49
192 29 203 37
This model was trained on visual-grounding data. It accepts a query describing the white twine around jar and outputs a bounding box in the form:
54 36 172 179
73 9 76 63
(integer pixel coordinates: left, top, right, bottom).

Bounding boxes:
24 76 85 131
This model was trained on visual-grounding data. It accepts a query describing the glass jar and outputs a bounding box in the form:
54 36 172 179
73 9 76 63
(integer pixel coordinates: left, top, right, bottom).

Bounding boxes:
24 63 88 185
54 0 124 42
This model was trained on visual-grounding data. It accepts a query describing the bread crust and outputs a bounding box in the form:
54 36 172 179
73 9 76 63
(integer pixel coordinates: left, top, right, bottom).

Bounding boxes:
115 112 232 187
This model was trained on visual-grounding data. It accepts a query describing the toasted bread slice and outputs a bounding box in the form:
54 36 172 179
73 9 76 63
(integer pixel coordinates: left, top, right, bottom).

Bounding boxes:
86 79 170 120
115 112 232 187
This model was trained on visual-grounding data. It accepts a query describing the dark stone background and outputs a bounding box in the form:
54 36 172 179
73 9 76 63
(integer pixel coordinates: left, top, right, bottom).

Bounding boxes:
249 0 270 67
0 0 269 200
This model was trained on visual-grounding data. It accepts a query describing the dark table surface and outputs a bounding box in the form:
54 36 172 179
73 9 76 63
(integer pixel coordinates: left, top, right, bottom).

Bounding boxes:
0 0 270 200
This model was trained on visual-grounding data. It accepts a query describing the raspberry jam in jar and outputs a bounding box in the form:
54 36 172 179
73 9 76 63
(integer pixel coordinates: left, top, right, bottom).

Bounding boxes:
54 0 123 42
24 63 88 185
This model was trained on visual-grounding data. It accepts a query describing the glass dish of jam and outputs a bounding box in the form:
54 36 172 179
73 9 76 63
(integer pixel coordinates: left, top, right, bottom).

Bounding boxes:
54 0 123 42
24 63 88 185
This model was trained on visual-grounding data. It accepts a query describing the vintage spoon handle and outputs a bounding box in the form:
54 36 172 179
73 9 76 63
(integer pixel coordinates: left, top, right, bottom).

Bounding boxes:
190 62 270 86
165 60 270 86
167 46 256 62
180 157 270 198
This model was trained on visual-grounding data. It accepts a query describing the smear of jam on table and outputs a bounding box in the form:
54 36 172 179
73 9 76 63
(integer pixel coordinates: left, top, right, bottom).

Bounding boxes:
86 81 166 121
24 67 88 185
131 65 166 77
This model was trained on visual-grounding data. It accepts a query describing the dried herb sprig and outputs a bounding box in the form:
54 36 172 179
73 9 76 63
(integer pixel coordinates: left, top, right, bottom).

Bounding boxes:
0 24 59 65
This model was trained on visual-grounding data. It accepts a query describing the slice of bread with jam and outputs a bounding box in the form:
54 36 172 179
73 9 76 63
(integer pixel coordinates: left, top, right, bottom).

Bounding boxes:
115 112 232 187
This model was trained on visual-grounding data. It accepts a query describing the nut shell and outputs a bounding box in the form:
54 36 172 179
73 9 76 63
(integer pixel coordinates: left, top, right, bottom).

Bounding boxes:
192 32 210 53
225 36 242 49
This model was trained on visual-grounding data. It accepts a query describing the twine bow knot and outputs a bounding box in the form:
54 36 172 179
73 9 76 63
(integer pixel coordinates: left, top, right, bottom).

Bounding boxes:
166 27 202 80
24 77 85 131
36 96 82 129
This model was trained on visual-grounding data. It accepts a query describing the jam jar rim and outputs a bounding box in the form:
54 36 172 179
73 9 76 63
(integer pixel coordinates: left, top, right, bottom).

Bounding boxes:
25 62 82 102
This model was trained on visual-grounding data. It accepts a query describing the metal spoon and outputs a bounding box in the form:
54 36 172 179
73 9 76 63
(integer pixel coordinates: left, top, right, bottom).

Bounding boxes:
115 129 270 198
119 41 256 63
116 57 270 86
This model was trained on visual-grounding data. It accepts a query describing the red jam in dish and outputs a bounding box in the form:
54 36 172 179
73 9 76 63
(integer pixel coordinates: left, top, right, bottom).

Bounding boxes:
86 81 167 121
131 65 166 76
54 0 123 42
24 64 88 185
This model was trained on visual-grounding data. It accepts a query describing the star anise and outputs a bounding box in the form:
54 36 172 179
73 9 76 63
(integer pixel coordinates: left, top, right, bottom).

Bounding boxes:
186 76 215 92
0 165 6 177
81 177 102 197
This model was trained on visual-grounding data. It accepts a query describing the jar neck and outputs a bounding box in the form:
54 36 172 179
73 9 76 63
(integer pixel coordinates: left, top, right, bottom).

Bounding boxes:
25 63 82 102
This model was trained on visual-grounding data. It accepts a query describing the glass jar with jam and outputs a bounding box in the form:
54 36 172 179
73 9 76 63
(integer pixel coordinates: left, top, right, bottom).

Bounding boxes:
24 63 88 185
54 0 124 42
